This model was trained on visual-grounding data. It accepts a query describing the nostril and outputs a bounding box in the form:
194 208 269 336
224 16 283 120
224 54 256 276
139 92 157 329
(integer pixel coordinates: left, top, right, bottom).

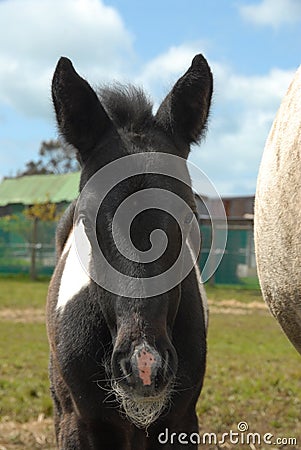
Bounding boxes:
163 350 169 374
112 351 130 380
119 358 132 380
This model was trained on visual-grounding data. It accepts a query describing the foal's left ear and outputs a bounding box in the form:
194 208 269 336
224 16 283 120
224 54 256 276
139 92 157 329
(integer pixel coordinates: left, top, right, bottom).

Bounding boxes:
155 54 213 151
52 57 114 162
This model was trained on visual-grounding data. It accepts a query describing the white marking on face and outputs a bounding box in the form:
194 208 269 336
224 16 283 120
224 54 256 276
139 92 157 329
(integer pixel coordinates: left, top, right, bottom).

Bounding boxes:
56 220 91 312
61 228 73 257
186 240 208 332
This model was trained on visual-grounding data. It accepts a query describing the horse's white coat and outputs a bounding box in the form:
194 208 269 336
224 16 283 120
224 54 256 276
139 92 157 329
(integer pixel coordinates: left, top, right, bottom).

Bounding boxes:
255 65 301 354
187 240 209 332
56 220 91 312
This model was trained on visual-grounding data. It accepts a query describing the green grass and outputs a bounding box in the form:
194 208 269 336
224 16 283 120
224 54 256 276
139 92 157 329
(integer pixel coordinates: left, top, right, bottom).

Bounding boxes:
198 313 301 444
0 322 52 423
205 283 263 303
0 275 300 448
0 274 50 309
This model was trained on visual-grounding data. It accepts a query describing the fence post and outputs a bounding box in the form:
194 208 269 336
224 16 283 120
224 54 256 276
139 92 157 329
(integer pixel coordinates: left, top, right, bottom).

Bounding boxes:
30 217 38 280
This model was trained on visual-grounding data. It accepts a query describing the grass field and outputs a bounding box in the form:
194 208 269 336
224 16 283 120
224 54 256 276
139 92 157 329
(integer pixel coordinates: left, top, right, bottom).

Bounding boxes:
0 276 300 449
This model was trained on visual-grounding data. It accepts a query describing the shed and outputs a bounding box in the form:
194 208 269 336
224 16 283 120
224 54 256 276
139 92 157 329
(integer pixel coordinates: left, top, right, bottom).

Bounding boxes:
0 172 80 211
0 172 80 275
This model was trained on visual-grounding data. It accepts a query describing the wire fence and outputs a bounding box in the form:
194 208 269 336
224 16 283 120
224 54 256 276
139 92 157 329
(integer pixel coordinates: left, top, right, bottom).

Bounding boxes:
0 242 55 275
200 222 257 286
0 220 257 285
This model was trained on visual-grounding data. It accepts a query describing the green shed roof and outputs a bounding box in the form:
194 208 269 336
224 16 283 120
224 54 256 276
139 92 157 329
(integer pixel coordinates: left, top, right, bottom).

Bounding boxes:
0 172 80 206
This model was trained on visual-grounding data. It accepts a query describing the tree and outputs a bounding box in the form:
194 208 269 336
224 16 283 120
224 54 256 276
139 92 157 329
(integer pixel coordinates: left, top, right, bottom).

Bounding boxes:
24 199 58 280
17 139 80 176
2 198 59 280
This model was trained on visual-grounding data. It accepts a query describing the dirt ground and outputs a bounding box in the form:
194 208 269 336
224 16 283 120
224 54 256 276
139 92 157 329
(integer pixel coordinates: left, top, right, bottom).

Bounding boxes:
207 298 268 315
0 308 45 323
0 418 258 450
0 299 268 323
0 417 55 450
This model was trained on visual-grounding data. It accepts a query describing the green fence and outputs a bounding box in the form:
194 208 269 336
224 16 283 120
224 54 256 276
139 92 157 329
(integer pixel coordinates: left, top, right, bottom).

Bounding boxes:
0 215 257 284
0 214 56 275
199 220 257 286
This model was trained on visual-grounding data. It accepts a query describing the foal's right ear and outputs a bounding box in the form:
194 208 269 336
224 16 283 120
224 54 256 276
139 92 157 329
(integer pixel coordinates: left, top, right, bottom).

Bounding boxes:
52 57 113 162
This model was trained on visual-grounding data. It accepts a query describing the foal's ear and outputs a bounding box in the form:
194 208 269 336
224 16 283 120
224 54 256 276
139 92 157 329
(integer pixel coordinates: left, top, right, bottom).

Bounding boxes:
155 54 213 150
52 57 113 162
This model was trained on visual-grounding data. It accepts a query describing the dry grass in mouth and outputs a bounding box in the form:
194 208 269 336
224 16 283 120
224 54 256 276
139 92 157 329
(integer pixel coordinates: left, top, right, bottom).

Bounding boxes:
111 381 169 429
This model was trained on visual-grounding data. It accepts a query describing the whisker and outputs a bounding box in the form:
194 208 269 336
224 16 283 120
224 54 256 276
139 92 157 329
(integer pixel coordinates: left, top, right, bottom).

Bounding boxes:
110 380 170 429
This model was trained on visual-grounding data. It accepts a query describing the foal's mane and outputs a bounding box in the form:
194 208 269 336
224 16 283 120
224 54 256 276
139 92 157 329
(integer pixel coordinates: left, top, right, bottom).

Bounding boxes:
98 85 154 134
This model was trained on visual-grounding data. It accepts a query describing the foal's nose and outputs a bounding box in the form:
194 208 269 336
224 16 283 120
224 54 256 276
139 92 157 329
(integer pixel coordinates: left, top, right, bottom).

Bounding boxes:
112 342 176 395
131 344 161 387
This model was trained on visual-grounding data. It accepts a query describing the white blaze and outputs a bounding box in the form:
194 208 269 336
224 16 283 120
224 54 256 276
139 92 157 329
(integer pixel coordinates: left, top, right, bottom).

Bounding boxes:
186 240 209 332
56 220 91 312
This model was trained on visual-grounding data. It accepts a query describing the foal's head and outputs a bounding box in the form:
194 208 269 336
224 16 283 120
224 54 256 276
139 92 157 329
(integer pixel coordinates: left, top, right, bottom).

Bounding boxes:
52 55 212 426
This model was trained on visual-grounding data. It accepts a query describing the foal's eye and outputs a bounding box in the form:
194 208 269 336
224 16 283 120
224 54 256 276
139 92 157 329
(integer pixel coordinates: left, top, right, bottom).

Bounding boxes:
184 212 194 224
79 215 92 231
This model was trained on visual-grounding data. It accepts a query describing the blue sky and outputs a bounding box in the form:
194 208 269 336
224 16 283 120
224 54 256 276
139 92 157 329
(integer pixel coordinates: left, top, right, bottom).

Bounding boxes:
0 0 300 195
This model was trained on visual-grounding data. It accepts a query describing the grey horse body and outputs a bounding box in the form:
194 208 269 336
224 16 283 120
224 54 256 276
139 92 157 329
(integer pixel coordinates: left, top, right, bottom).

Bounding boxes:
255 65 301 354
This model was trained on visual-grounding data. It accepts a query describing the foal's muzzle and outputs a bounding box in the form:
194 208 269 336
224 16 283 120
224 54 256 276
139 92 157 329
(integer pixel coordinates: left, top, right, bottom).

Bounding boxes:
112 342 177 396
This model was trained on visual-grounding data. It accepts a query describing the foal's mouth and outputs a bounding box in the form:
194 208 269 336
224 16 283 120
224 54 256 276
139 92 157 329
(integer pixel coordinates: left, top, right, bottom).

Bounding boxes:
111 380 171 429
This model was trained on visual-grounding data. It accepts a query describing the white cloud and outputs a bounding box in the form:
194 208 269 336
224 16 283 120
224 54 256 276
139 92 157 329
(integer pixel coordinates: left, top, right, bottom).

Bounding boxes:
135 42 209 102
0 0 297 196
0 0 133 117
239 0 301 28
137 44 295 195
191 63 295 195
